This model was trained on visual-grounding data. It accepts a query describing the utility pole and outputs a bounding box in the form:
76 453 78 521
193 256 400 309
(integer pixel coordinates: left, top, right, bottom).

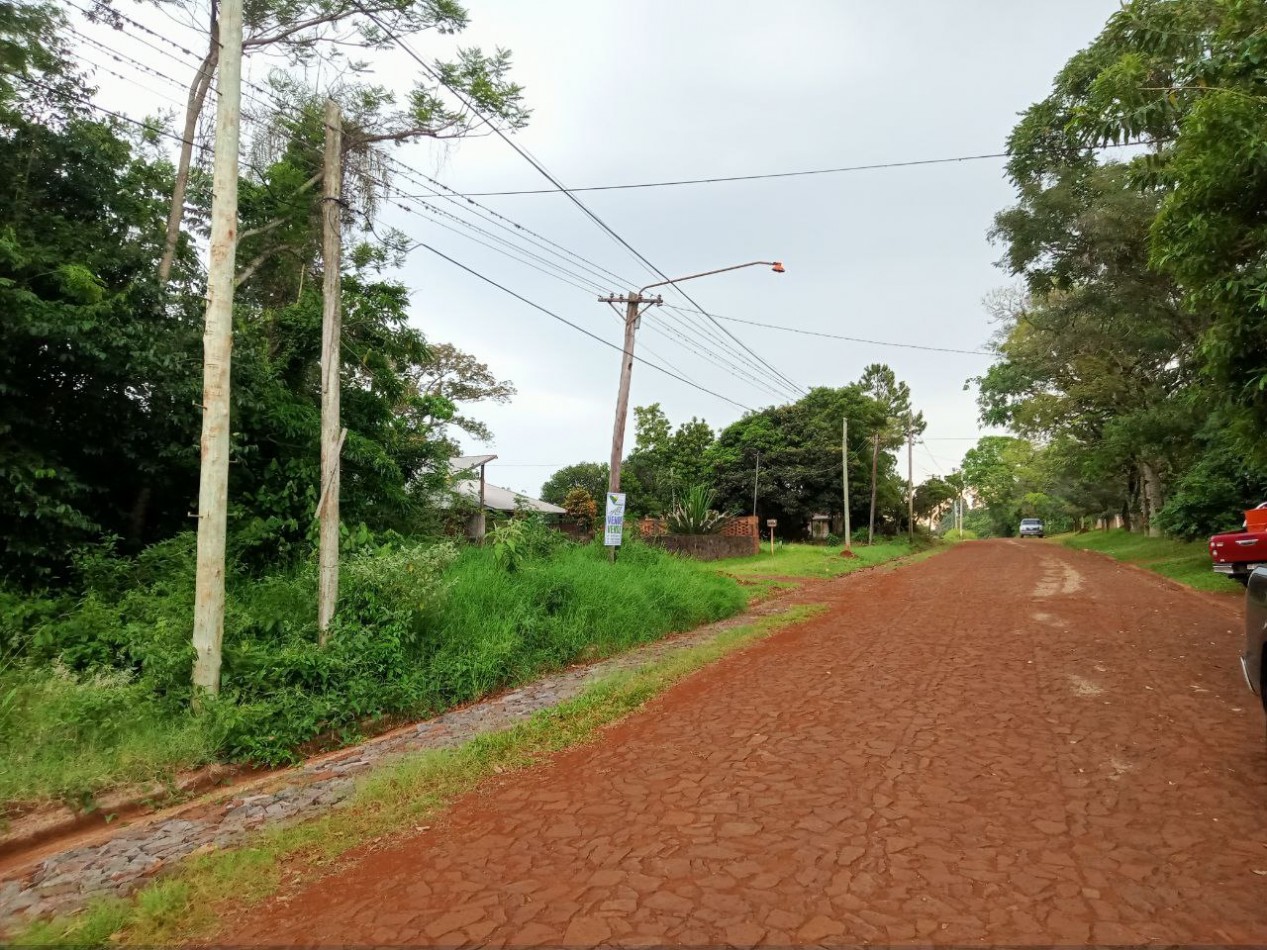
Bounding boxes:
868 433 879 546
907 427 915 543
317 99 343 645
598 260 783 495
600 291 663 493
191 0 243 702
752 450 760 517
841 418 851 551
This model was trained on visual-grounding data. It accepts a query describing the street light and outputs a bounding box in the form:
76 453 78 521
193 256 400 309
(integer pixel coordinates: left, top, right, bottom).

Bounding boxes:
600 260 786 496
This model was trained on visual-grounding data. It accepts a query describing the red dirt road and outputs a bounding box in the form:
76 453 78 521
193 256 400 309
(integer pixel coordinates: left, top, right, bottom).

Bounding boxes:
220 540 1267 946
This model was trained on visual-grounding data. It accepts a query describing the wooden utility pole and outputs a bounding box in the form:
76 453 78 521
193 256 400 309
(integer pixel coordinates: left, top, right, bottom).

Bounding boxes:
868 433 879 545
317 99 343 644
907 427 915 543
599 291 662 493
191 0 244 702
842 418 851 551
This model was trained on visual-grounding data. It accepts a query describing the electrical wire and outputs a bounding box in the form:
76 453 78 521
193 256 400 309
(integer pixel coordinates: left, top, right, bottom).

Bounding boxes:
671 308 993 356
459 140 1156 197
408 241 755 411
377 187 795 399
372 170 805 396
61 10 811 399
348 2 806 401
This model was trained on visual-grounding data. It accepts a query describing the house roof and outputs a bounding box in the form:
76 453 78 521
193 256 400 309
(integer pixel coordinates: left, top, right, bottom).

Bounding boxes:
453 479 566 515
449 454 497 477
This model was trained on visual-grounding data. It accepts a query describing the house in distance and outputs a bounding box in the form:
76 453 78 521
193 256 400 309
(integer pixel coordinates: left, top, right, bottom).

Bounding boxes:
449 454 566 540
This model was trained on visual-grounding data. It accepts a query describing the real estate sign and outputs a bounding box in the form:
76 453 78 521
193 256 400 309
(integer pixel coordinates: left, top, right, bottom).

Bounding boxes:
604 492 626 547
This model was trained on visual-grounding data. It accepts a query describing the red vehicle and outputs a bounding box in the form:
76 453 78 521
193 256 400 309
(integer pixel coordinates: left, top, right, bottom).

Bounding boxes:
1210 503 1267 586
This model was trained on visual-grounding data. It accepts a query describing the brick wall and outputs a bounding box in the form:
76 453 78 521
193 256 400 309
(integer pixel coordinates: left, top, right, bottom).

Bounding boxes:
645 533 758 561
639 514 758 539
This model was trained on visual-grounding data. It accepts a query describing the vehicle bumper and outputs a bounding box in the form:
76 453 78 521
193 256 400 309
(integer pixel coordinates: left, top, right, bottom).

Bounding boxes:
1212 563 1262 576
1242 654 1259 695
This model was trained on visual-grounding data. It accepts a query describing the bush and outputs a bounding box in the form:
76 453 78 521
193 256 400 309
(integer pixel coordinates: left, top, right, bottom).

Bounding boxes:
666 485 728 535
0 531 745 804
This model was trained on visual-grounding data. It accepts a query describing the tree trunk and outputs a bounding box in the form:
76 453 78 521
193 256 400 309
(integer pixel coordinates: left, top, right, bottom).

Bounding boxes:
158 3 219 286
1140 460 1164 538
868 433 879 545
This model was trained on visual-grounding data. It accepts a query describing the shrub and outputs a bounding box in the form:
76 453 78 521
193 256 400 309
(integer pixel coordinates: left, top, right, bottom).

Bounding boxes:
0 531 745 803
666 485 729 535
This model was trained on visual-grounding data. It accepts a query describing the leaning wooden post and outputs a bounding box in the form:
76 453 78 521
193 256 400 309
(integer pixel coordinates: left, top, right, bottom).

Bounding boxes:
317 99 343 645
191 0 244 704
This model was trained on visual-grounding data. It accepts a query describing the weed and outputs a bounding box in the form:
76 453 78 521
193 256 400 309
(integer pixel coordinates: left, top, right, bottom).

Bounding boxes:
14 605 822 948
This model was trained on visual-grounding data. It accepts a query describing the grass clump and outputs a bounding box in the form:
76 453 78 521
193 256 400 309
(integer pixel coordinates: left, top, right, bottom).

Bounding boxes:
0 526 745 809
16 604 823 948
712 540 920 580
1059 530 1239 593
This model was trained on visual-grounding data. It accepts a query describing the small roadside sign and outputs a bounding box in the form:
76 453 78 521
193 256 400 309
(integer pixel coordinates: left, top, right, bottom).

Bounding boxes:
766 518 778 527
604 492 627 547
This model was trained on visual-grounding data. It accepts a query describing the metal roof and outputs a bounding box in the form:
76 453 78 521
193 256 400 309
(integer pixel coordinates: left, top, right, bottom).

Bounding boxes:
449 454 497 476
453 479 566 514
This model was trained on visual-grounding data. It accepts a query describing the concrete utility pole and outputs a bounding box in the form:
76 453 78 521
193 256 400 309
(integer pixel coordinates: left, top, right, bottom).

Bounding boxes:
317 99 343 645
907 427 915 543
842 417 851 551
599 260 784 495
868 433 879 546
191 0 244 702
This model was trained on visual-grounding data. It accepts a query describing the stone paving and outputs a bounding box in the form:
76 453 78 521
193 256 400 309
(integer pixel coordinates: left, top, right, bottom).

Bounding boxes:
0 585 810 932
219 541 1267 947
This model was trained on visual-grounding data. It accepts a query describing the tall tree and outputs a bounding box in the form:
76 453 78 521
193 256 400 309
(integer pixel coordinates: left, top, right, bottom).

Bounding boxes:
82 0 533 284
1004 0 1267 467
0 3 203 581
540 462 610 507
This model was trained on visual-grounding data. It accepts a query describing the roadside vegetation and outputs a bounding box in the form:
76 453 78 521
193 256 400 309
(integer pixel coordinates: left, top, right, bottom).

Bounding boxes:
943 0 1267 545
0 528 744 810
713 540 922 581
14 603 824 948
1058 531 1239 595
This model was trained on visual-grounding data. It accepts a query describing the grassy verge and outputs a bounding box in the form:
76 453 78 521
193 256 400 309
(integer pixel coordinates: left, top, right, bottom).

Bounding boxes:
711 539 923 581
1 534 746 810
1057 530 1241 593
14 603 825 948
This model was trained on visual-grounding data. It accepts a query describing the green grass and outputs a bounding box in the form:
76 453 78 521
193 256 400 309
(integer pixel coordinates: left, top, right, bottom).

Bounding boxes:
711 540 921 580
14 603 825 949
0 664 219 813
1058 530 1242 593
1 536 747 810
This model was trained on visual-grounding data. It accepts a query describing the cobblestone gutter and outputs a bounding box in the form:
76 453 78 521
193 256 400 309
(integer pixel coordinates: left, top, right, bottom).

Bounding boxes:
0 594 806 932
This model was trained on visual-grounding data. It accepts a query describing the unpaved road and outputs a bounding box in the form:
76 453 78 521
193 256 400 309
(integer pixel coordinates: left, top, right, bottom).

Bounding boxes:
220 540 1266 946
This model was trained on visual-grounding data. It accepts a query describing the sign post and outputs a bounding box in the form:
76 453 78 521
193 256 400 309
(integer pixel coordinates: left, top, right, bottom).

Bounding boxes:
604 492 627 556
766 518 777 556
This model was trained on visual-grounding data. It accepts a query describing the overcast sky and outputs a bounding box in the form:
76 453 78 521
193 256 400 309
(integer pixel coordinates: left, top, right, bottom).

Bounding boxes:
74 0 1120 496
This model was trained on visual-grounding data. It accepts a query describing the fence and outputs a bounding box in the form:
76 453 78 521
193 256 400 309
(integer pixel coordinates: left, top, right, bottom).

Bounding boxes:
637 514 759 560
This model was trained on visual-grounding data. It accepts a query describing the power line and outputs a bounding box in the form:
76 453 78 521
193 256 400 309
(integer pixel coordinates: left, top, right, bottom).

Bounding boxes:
458 141 1154 197
376 164 804 397
349 3 805 401
409 241 756 411
465 152 1014 196
63 5 805 400
676 309 993 356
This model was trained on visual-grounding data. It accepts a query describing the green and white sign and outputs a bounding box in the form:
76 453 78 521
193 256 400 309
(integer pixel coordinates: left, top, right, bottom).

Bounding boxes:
604 492 627 547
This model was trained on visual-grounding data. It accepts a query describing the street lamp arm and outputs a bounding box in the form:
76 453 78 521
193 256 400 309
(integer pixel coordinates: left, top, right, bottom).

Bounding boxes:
638 259 784 294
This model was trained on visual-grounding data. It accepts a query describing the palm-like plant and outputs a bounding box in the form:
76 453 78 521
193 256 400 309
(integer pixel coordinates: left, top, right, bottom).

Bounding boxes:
666 485 730 535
